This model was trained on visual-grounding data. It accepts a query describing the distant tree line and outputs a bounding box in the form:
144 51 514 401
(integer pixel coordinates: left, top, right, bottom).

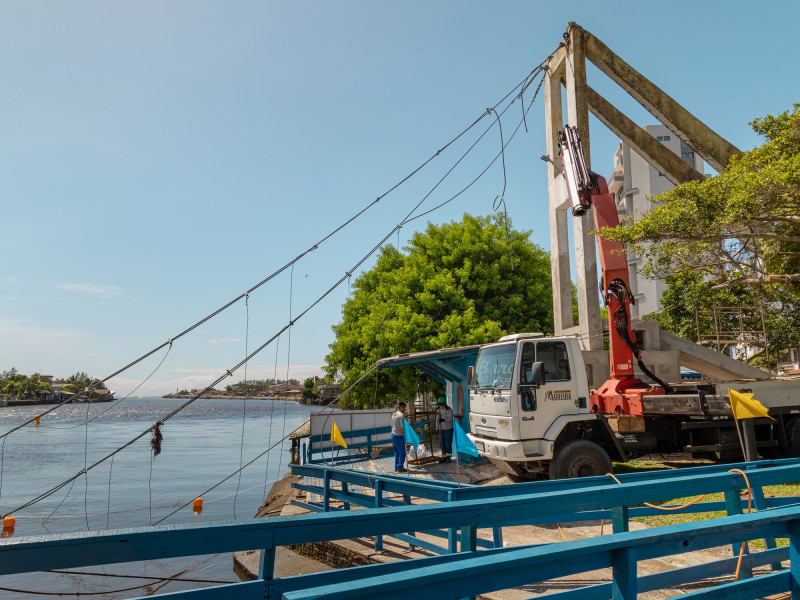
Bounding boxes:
0 369 106 400
223 377 300 395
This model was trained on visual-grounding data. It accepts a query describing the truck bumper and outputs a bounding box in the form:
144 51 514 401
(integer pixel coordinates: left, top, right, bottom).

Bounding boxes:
467 434 553 462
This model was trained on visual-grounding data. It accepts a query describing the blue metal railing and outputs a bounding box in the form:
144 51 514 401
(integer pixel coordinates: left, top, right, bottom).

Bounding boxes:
281 507 800 600
303 426 392 464
1 459 800 599
290 458 800 556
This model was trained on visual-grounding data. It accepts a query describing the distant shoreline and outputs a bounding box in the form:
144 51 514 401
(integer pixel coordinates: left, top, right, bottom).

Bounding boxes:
161 394 325 404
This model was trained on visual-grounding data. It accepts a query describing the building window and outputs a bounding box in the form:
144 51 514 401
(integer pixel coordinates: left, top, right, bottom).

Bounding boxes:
681 151 695 159
656 135 671 142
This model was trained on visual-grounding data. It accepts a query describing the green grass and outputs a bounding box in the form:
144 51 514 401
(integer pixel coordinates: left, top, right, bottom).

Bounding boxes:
611 458 800 549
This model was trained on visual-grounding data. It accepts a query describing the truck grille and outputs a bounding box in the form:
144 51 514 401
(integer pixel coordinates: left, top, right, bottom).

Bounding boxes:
474 425 497 438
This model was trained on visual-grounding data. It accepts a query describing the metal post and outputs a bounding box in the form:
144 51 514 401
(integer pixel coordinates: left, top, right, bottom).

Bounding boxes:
322 470 330 512
611 547 637 600
258 531 276 600
724 487 752 579
611 506 629 533
460 526 477 553
447 490 458 553
374 480 383 552
492 526 504 549
749 480 780 568
741 419 759 462
341 482 350 510
789 519 800 596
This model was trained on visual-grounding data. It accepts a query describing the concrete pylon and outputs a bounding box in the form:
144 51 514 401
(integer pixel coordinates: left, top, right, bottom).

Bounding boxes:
544 22 760 380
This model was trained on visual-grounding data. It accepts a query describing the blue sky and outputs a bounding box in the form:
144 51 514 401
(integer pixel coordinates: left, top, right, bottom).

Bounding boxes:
1 1 797 396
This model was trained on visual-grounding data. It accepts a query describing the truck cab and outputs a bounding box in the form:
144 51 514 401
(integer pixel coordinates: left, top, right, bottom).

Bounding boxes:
467 333 622 479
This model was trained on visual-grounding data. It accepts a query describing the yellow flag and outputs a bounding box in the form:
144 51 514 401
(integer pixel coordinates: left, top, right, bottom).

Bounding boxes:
331 420 348 448
728 388 773 420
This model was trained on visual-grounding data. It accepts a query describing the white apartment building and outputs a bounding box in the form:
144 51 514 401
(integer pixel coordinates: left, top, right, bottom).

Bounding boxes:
607 124 704 319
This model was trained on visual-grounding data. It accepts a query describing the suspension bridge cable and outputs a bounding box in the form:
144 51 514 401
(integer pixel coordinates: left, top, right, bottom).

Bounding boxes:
1 224 400 520
262 335 281 498
404 65 547 224
3 54 559 521
277 264 296 479
152 361 382 525
397 61 548 227
0 67 539 444
233 294 251 519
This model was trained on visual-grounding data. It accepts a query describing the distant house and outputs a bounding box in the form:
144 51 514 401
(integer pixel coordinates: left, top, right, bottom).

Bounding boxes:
267 382 302 397
318 384 340 401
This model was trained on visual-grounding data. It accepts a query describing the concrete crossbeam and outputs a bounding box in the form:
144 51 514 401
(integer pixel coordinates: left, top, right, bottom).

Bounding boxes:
580 23 741 173
586 86 705 186
657 328 768 380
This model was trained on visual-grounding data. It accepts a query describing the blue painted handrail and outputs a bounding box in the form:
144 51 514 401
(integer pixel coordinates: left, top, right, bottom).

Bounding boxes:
291 458 800 555
281 506 800 600
2 459 800 599
304 426 392 464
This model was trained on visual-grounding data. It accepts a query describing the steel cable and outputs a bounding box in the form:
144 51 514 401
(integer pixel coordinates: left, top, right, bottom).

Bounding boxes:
2 53 560 521
0 66 541 443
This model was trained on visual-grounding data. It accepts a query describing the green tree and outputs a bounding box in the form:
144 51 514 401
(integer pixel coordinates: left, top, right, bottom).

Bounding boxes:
601 105 800 365
1 373 51 399
648 271 800 367
64 372 107 394
603 104 800 292
302 377 321 403
325 213 553 407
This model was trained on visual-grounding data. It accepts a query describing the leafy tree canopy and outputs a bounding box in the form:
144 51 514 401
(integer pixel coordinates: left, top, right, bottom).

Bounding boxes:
325 213 553 407
1 372 52 399
604 104 800 292
64 372 107 394
649 271 800 367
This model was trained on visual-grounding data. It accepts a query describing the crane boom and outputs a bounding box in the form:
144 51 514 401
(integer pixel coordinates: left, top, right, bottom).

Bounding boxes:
557 125 670 414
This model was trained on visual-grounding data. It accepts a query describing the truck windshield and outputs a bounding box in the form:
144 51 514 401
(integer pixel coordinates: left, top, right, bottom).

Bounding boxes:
473 344 516 389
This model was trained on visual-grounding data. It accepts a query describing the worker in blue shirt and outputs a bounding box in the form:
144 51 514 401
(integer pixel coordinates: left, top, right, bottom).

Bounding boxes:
391 402 407 472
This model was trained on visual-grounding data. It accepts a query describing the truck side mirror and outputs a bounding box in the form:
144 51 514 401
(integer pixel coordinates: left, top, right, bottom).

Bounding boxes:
529 362 546 387
467 366 474 386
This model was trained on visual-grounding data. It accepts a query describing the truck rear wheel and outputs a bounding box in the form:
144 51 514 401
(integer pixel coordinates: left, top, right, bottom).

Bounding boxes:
549 440 613 480
784 417 800 458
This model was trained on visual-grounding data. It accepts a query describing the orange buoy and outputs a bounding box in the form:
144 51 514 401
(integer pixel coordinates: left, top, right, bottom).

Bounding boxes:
34 416 40 425
3 515 15 528
192 497 203 514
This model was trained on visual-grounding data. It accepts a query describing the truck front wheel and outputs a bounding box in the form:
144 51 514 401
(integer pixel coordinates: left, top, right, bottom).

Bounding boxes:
549 440 613 480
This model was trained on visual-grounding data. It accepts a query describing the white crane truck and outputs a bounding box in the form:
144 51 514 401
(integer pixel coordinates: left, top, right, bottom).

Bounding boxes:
466 126 800 480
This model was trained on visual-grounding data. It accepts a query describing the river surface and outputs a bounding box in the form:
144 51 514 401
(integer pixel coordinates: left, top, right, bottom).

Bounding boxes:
0 397 314 598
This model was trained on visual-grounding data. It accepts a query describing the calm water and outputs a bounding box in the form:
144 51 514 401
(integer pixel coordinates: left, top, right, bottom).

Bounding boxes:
0 397 313 598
